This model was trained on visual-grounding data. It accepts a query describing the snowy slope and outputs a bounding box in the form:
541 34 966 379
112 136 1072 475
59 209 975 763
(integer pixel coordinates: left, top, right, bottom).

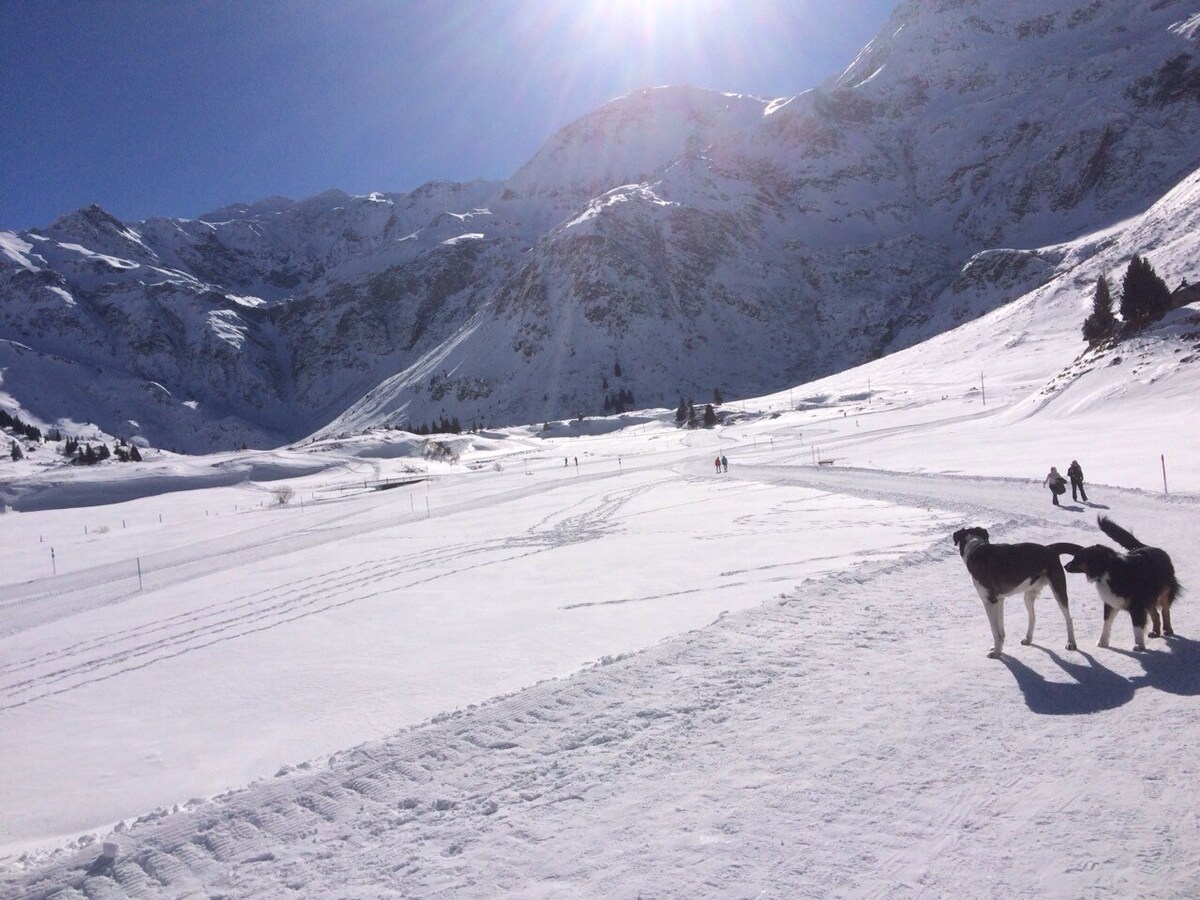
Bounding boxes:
2 142 1200 895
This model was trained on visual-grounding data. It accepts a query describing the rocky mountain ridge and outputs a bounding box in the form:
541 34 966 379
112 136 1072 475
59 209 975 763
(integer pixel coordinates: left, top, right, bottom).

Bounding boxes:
2 1 1199 451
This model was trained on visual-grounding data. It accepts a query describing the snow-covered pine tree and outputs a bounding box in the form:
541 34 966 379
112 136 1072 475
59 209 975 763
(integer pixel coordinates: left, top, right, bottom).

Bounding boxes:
1082 273 1117 344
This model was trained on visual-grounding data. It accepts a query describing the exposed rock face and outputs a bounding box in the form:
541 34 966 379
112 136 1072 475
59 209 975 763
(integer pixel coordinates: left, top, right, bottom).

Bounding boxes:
3 1 1200 450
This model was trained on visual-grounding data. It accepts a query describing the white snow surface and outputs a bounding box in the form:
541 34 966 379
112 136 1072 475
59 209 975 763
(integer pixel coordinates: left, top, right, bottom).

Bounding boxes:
2 272 1199 895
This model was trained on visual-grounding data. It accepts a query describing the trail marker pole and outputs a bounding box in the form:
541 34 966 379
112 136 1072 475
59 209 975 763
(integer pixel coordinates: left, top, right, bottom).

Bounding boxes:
1162 454 1169 495
981 373 986 405
137 558 143 591
51 547 56 576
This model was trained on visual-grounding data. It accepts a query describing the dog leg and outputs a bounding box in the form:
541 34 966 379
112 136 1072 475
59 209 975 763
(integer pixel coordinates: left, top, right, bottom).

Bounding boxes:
1055 599 1077 651
1149 605 1163 639
1130 607 1149 652
1161 591 1175 637
1021 590 1037 646
982 595 1004 658
1098 604 1116 648
1048 571 1077 651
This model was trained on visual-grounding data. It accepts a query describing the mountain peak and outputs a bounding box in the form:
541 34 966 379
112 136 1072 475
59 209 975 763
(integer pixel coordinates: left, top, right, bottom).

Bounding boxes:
504 84 769 201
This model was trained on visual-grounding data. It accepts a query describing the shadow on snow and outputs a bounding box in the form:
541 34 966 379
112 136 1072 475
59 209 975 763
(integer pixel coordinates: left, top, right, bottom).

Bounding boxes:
1001 636 1200 715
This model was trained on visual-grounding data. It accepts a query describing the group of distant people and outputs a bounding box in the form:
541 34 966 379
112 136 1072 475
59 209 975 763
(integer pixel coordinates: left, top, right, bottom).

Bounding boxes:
714 454 728 473
1044 459 1087 506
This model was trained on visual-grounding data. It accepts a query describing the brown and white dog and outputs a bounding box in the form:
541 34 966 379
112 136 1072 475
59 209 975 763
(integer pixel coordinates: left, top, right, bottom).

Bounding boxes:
953 527 1082 658
1063 516 1183 651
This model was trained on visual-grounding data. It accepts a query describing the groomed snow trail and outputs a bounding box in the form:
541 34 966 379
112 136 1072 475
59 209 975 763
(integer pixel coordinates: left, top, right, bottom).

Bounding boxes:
4 465 1199 898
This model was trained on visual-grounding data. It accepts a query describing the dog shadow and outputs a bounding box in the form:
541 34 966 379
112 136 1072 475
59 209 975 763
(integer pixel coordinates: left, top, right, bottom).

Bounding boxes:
1108 635 1200 696
1002 648 1136 715
1084 501 1111 510
1057 503 1087 513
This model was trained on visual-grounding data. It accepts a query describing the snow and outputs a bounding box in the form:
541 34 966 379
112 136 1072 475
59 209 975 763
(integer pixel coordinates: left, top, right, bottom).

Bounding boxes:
46 286 76 307
0 231 41 272
440 233 485 246
2 286 1199 894
56 243 139 270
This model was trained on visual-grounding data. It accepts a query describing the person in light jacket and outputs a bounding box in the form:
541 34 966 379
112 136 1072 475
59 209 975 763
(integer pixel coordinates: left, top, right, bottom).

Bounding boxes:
1044 466 1067 506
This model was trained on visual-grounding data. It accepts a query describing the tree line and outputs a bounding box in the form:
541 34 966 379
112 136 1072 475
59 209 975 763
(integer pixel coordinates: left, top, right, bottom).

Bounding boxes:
1082 254 1183 345
3 408 144 465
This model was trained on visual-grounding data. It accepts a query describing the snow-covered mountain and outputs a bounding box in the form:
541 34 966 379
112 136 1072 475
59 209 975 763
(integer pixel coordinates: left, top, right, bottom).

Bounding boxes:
3 0 1200 451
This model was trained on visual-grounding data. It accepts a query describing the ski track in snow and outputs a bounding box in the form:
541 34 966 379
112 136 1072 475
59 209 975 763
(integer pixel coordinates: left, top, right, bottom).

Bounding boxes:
0 477 655 713
4 461 1200 899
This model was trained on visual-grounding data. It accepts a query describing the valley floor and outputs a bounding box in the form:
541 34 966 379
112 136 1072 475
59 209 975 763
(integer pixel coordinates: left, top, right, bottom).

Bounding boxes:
3 439 1199 898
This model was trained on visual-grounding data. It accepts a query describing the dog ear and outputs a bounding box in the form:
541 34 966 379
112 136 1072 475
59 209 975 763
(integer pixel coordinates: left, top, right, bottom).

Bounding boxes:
980 528 989 541
952 529 965 545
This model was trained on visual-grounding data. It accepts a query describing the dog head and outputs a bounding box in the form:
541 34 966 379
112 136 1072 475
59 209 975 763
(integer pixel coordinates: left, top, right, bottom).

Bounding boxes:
1063 544 1119 581
953 526 989 557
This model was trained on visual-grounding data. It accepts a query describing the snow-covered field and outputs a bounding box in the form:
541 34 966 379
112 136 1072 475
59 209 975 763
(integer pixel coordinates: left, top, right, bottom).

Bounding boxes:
2 277 1199 896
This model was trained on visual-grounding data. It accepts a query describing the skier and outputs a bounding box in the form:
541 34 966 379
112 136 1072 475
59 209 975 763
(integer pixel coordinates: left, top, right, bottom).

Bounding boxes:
1067 459 1088 502
714 455 721 473
721 454 728 473
1044 466 1068 506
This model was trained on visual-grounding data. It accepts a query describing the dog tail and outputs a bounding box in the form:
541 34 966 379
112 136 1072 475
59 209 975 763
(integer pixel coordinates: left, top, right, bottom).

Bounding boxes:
1047 542 1084 557
1097 515 1144 550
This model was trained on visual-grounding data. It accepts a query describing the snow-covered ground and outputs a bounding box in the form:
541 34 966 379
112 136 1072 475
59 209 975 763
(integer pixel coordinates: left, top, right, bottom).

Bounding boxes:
2 279 1199 895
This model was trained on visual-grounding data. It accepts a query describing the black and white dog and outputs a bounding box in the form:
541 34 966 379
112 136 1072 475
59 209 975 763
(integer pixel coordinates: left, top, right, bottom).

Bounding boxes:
953 527 1082 658
1063 516 1182 651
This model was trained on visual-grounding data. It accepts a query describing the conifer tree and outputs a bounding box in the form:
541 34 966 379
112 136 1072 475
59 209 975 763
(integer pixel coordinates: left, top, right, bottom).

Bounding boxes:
675 398 687 424
703 404 717 427
1120 255 1172 325
10 440 22 461
1082 273 1118 344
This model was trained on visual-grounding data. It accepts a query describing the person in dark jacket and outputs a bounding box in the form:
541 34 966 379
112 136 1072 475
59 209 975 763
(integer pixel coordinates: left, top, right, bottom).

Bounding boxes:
1067 460 1088 502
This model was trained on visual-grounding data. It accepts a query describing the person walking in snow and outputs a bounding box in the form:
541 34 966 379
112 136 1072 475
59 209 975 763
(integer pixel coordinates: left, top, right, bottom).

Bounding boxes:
1044 466 1068 506
715 455 722 473
721 454 728 473
1067 459 1088 502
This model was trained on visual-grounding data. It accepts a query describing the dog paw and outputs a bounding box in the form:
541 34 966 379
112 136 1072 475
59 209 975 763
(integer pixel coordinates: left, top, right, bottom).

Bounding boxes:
1066 642 1077 651
987 648 1002 659
1149 632 1162 639
1020 638 1032 646
1133 645 1147 652
1098 640 1110 648
1165 629 1176 637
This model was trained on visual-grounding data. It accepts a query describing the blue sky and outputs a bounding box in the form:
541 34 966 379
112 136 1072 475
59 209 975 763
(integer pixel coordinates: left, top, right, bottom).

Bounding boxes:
1 0 897 229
